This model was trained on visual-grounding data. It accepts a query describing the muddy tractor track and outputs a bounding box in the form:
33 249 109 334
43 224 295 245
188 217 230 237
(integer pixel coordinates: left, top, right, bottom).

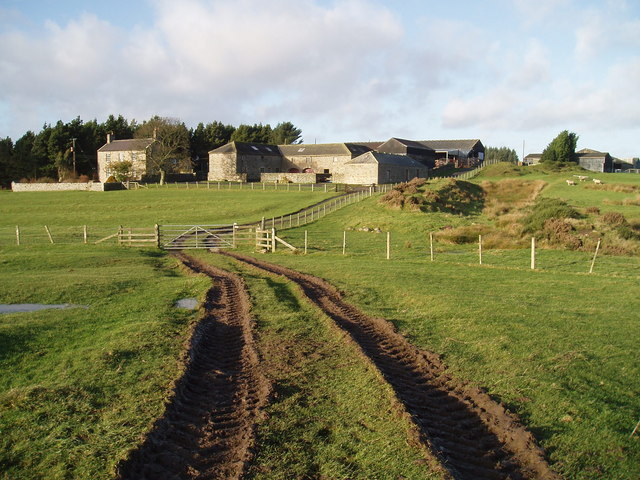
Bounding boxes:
116 253 269 480
223 251 560 480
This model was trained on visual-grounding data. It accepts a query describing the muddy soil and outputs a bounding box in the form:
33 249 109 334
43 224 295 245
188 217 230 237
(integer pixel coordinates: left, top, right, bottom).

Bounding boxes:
223 251 561 480
116 253 269 480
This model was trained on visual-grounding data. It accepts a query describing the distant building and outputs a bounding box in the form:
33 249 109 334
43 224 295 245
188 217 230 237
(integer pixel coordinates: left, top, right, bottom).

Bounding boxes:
97 134 155 182
576 149 613 173
208 137 481 184
523 153 542 166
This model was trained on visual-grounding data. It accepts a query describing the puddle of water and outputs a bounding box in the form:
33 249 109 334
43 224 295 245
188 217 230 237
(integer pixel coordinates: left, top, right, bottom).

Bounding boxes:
175 298 199 310
0 304 89 314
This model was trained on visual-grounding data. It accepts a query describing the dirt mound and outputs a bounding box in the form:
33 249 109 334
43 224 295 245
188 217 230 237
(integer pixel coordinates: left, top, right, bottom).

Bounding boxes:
115 253 269 480
224 251 560 480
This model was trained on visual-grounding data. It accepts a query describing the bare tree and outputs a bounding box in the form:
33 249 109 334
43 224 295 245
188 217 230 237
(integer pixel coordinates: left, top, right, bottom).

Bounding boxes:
136 116 191 185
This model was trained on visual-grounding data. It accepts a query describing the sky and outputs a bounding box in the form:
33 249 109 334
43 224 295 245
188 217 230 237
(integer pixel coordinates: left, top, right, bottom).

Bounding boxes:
1 0 639 158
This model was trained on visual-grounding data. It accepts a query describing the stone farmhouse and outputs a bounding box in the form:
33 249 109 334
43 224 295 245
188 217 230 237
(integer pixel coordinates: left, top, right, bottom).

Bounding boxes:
208 137 484 185
97 134 155 182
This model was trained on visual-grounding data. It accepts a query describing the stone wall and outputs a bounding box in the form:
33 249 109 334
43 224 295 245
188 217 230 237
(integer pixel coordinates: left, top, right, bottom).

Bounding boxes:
11 182 124 192
261 173 317 184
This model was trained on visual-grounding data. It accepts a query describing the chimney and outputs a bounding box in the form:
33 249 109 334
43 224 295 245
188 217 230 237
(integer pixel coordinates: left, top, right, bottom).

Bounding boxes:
107 132 112 144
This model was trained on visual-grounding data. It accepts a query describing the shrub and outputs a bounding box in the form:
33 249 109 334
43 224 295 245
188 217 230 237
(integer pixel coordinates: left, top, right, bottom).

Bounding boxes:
542 218 582 250
521 198 580 233
380 189 405 209
601 212 628 227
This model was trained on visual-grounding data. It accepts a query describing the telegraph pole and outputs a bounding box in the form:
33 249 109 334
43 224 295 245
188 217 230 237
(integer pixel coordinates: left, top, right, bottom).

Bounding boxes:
71 138 77 177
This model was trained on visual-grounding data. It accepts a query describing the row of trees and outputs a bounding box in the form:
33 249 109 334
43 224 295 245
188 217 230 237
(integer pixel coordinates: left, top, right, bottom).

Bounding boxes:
484 146 519 164
0 115 302 186
485 130 580 166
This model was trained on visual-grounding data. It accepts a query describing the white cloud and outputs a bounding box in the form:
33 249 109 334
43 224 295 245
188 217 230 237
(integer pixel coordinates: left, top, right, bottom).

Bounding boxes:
575 7 640 62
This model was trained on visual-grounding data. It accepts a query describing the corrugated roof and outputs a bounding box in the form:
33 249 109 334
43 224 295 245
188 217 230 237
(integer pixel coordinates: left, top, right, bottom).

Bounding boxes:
419 139 482 151
98 138 155 152
346 151 425 167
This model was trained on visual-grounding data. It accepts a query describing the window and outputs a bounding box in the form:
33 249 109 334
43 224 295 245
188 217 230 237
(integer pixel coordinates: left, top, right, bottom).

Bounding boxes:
323 169 329 174
251 146 259 151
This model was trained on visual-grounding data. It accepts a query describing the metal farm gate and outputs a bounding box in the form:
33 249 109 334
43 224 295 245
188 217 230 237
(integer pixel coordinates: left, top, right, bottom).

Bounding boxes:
158 224 255 250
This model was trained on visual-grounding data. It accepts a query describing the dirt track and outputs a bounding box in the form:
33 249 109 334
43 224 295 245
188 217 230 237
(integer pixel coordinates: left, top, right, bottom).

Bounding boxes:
223 251 561 480
116 253 269 480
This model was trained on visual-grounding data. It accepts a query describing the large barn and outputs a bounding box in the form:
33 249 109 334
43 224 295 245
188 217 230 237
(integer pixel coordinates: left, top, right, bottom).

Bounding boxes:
208 137 482 184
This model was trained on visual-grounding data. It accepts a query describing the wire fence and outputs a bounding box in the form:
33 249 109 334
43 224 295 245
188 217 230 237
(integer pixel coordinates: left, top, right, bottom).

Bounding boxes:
270 227 640 277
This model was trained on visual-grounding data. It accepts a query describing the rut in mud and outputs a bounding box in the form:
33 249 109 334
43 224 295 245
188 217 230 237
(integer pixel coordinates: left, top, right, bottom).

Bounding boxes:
116 253 269 480
224 251 561 480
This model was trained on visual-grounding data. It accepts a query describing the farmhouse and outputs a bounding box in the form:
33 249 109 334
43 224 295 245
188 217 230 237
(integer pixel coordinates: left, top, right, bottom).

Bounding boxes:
97 134 155 182
208 137 481 184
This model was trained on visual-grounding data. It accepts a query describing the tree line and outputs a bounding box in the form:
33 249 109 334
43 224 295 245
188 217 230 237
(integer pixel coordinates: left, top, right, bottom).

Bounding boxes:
0 115 302 187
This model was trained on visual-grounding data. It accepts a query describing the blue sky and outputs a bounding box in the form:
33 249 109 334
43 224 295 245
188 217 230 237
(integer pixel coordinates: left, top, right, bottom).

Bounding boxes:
1 0 638 158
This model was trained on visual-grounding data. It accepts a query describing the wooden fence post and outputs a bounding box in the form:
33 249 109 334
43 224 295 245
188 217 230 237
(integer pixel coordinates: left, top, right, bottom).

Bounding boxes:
15 226 20 246
429 232 434 261
271 228 276 253
589 239 601 274
83 225 88 244
479 234 483 265
386 231 390 260
44 225 54 244
155 224 160 248
342 231 346 255
304 230 308 255
531 237 536 270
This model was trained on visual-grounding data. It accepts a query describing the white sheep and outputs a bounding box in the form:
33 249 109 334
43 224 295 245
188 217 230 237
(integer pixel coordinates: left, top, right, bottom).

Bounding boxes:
593 178 603 184
566 179 576 186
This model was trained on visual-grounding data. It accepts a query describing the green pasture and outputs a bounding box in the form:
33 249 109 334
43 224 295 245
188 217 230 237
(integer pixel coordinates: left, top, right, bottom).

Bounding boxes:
1 170 639 479
252 244 639 479
474 164 640 221
0 245 210 479
0 188 335 232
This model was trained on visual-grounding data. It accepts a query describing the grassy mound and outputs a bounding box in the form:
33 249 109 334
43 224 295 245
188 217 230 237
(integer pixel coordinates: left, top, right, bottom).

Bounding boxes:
380 178 484 215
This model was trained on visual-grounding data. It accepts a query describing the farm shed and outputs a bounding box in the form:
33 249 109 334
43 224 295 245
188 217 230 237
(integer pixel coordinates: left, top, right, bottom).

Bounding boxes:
338 151 428 184
375 138 436 169
576 148 613 173
97 135 155 182
420 139 484 168
208 141 282 182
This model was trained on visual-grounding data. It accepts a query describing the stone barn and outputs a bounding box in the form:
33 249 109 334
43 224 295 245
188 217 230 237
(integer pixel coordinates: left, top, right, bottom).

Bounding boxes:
338 152 428 184
208 141 282 182
279 143 372 181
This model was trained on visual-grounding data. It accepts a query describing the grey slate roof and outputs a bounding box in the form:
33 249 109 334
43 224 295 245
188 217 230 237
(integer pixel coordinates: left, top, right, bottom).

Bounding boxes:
279 143 372 157
346 151 426 167
209 141 280 155
98 138 155 152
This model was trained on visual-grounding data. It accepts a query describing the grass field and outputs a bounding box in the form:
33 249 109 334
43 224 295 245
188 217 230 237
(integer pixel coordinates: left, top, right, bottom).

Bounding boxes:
1 169 639 479
0 245 209 479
